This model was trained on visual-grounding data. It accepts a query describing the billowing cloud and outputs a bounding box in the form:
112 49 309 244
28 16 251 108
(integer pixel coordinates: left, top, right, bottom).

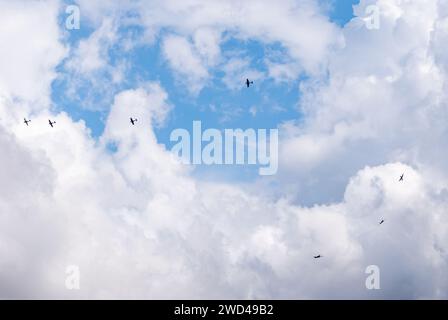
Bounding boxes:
0 0 66 108
278 0 448 205
134 0 342 72
0 0 447 300
73 0 341 93
162 35 210 95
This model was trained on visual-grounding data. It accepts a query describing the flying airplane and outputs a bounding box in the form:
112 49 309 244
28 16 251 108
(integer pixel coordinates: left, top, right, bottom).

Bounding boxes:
314 255 322 259
246 78 254 88
24 118 31 126
48 119 56 128
399 173 404 182
130 117 137 125
379 219 385 225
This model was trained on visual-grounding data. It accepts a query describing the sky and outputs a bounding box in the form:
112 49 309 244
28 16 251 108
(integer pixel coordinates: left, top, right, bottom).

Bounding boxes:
51 0 359 181
0 0 448 299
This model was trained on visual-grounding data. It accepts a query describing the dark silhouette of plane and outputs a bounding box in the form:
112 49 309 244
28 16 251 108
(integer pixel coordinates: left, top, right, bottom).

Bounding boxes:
130 117 137 125
24 118 31 126
314 255 322 259
48 119 56 128
399 173 404 182
246 78 254 88
379 219 385 225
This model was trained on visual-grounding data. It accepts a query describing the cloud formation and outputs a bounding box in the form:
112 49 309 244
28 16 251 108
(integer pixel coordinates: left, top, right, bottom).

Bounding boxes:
0 0 447 299
0 0 66 107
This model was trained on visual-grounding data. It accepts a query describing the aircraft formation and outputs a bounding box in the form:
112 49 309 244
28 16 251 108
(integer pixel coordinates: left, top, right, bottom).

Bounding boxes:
21 78 405 260
23 118 56 127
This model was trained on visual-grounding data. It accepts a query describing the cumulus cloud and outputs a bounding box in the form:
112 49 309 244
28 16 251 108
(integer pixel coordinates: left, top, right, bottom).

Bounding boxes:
73 0 341 92
0 0 447 300
162 35 210 95
62 17 130 111
0 0 66 107
135 0 342 73
277 0 448 205
67 18 117 74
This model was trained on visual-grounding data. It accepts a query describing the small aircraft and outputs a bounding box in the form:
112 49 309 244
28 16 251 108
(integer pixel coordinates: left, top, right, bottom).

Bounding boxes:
399 173 404 182
48 119 56 128
246 78 254 88
24 118 31 126
379 219 385 225
130 117 138 125
314 255 322 259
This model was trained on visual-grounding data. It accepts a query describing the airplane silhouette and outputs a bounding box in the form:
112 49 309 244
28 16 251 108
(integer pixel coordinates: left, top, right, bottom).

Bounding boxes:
48 119 56 128
314 255 322 259
246 78 254 88
379 219 385 225
130 117 137 125
24 118 31 126
399 173 404 182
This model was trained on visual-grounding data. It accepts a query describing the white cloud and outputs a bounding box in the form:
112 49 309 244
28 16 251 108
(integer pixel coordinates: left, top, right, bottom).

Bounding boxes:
161 28 221 95
74 0 342 90
0 0 447 300
67 18 117 74
276 0 448 205
193 28 221 67
0 0 66 108
2 118 448 298
266 61 302 84
162 35 210 95
136 0 342 73
62 18 129 111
